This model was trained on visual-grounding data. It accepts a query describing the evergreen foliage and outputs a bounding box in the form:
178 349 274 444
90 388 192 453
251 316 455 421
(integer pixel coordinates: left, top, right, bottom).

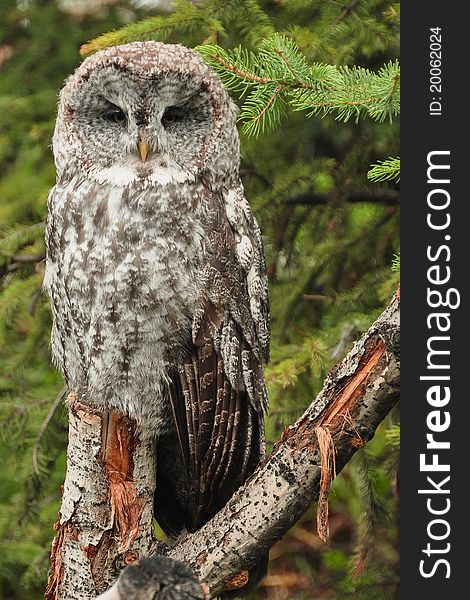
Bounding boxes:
368 157 400 182
197 37 399 136
80 0 275 55
0 1 399 598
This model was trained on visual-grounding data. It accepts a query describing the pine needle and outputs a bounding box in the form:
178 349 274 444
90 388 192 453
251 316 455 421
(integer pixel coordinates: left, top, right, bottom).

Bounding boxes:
32 389 67 476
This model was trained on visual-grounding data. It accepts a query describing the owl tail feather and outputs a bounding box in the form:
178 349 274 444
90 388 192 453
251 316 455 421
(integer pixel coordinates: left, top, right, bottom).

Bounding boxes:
154 342 268 596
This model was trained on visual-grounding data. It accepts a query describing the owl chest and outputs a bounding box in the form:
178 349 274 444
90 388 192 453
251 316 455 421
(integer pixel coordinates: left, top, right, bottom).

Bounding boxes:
53 181 205 335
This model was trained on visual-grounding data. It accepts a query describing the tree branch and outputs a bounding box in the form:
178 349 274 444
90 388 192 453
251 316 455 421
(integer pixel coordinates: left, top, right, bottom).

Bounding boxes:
285 190 399 206
168 289 399 596
95 289 400 599
334 0 361 25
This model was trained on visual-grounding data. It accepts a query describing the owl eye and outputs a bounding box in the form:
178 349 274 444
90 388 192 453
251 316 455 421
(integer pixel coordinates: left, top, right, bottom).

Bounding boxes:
105 107 127 125
162 106 184 125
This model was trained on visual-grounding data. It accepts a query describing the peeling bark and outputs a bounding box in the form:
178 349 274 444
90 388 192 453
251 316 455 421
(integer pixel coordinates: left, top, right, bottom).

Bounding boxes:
46 399 156 600
48 291 399 600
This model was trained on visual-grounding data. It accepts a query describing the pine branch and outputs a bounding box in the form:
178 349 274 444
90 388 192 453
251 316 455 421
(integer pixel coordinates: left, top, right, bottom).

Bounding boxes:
349 449 387 578
386 423 400 447
0 274 44 345
197 35 400 135
80 1 209 56
368 157 400 183
32 389 67 476
0 222 45 265
80 0 274 56
391 253 400 272
334 0 361 25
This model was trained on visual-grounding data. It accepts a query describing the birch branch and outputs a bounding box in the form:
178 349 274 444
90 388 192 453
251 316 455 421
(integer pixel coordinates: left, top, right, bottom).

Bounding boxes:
97 289 400 599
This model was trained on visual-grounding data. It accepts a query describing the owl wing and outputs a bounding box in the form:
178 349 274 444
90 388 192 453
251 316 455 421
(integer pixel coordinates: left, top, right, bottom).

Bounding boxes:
155 183 269 535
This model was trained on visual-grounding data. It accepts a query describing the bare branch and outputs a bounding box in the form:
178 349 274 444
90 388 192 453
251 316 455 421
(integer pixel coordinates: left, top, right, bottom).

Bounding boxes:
10 253 45 263
334 0 361 25
166 289 400 597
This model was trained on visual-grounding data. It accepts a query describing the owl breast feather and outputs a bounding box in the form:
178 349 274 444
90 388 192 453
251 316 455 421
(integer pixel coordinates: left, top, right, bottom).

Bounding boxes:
44 175 206 431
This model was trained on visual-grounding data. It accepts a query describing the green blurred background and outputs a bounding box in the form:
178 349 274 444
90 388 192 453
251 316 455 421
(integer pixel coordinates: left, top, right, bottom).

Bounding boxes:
0 1 399 598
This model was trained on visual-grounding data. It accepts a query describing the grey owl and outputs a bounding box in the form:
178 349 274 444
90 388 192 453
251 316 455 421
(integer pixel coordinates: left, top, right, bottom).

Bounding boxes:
44 41 269 591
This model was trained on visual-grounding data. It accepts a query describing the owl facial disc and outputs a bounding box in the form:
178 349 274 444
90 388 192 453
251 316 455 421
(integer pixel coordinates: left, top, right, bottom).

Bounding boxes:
53 41 240 189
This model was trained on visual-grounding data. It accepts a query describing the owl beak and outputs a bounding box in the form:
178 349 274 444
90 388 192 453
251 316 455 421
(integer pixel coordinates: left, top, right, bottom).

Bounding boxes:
137 137 150 162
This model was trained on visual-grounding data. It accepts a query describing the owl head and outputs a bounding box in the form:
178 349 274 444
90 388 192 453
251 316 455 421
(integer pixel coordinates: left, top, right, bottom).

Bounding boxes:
53 42 240 188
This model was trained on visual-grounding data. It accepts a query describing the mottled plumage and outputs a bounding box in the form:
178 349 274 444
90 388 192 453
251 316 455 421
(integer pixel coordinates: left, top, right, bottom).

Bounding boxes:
44 41 269 589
